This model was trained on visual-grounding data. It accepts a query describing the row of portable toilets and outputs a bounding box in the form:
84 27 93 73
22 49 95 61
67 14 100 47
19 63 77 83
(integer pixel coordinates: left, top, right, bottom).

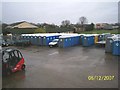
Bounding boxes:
21 34 96 47
21 33 120 56
21 34 60 46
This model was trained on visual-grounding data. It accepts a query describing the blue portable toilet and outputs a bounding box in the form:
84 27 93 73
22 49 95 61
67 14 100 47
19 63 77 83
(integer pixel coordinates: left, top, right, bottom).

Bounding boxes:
82 35 94 47
73 36 80 45
33 36 38 45
35 36 41 45
70 37 74 46
80 35 84 45
58 38 64 48
30 36 35 45
42 35 60 46
91 36 94 45
39 36 43 45
42 36 50 46
112 40 120 56
58 36 70 48
58 35 80 48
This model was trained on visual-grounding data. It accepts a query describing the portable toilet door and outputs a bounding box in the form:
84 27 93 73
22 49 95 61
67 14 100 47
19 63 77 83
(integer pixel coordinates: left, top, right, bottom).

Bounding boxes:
98 35 103 41
40 37 43 46
34 36 38 45
65 38 69 47
112 40 120 55
69 37 72 47
91 36 94 45
43 36 47 45
52 36 56 40
30 36 34 45
31 36 35 45
70 37 73 46
28 36 32 41
36 36 41 45
80 35 84 45
83 36 89 46
43 36 51 46
58 38 64 48
94 35 98 44
50 36 53 42
105 38 113 53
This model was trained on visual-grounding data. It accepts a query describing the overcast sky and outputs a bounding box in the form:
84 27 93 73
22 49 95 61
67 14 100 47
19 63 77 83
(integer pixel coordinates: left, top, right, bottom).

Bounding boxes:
2 0 119 25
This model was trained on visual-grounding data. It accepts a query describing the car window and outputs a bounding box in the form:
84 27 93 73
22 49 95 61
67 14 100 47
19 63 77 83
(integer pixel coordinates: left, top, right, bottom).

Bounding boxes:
14 50 19 58
17 51 22 58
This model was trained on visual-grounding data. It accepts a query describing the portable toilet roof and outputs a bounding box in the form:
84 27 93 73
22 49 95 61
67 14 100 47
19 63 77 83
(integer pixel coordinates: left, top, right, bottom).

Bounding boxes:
83 34 94 37
59 35 80 38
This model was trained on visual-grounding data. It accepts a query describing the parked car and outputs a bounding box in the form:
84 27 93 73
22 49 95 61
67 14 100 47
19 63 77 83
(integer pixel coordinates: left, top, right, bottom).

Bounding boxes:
49 39 59 47
2 48 26 76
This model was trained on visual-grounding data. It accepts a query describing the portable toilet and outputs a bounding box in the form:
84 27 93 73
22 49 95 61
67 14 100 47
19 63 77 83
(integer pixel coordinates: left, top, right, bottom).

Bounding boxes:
105 37 114 53
43 36 52 46
93 34 99 44
36 36 41 45
90 36 95 45
98 34 105 41
74 36 80 45
58 37 65 48
112 40 120 55
80 35 84 45
30 35 35 45
40 36 43 45
58 38 64 48
33 36 38 45
82 35 94 47
59 36 71 48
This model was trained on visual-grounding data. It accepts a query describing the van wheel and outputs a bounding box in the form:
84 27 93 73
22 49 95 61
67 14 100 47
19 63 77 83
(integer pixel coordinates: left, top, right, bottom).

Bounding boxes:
21 64 25 71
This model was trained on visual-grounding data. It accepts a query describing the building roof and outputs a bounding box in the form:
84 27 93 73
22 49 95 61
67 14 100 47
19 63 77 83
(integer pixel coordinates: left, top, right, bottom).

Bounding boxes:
12 21 38 29
6 21 38 29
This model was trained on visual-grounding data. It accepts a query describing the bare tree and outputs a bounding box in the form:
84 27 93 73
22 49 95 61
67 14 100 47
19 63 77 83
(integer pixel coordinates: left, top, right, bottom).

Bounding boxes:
61 20 70 26
78 16 88 31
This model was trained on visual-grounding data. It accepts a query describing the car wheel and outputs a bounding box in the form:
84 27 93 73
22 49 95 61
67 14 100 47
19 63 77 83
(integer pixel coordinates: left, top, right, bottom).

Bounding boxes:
21 64 26 71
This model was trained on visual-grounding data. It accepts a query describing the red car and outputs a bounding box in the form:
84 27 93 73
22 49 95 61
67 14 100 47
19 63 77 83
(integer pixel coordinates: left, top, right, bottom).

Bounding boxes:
2 48 26 76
